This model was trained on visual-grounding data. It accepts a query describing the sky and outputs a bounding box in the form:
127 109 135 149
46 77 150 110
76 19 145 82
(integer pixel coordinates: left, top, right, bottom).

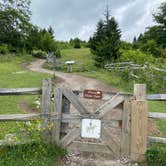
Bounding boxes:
30 0 165 42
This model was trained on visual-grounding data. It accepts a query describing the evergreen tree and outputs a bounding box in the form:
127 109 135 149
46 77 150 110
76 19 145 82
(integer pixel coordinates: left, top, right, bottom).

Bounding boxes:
48 26 54 39
89 7 121 67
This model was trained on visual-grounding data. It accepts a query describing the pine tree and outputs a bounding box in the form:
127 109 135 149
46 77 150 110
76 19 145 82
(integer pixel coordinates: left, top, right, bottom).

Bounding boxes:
89 7 121 67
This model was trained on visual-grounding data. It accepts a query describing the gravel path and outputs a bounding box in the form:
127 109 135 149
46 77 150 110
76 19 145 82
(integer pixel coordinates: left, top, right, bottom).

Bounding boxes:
26 59 137 166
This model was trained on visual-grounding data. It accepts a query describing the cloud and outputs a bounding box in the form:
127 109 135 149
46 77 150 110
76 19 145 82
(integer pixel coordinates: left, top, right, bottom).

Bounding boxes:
30 0 165 42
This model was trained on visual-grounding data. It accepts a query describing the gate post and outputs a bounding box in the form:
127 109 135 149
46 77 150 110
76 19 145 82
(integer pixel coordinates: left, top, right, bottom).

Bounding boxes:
42 78 51 142
131 84 148 161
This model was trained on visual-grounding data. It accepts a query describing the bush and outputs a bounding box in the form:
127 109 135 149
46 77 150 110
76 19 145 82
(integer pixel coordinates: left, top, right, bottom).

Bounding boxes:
120 49 154 64
0 44 9 55
32 50 46 59
146 145 166 166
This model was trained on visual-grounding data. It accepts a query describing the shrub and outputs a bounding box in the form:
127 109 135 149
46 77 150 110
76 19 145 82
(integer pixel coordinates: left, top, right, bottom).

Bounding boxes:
146 145 166 166
32 50 46 59
0 44 9 55
120 49 154 64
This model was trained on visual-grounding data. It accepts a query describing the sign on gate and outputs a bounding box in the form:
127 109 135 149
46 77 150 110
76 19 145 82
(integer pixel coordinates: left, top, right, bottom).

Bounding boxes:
84 89 102 99
81 119 101 139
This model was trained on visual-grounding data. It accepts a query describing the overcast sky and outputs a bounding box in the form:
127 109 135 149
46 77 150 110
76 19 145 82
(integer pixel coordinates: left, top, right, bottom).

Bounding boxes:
30 0 165 42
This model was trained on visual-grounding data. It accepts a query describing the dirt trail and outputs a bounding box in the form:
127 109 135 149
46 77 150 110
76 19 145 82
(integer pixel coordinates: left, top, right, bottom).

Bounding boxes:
26 59 137 166
27 59 117 92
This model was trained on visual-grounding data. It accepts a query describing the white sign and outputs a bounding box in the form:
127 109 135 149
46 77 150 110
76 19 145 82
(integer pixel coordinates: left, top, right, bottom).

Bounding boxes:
65 61 75 64
81 119 101 139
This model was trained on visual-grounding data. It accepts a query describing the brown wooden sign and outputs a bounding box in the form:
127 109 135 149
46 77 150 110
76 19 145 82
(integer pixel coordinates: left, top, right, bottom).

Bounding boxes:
83 89 102 100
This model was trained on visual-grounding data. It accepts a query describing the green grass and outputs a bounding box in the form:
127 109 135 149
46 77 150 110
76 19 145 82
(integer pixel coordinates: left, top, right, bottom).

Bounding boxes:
45 48 96 72
0 142 66 166
0 54 52 138
0 54 51 114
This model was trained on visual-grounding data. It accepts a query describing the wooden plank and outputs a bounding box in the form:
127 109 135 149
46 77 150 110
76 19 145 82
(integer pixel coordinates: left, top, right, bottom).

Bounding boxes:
42 78 51 142
153 67 166 72
131 101 148 160
134 84 146 101
95 94 124 119
148 136 166 144
120 97 131 156
102 127 120 157
68 141 113 154
102 106 123 121
52 88 62 143
61 128 80 147
0 88 41 96
148 112 166 120
131 84 147 161
61 96 71 134
62 89 89 115
147 94 166 101
0 114 41 121
51 114 120 128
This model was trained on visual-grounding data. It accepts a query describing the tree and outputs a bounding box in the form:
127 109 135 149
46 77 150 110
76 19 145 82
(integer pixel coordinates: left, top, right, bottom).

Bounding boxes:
153 2 166 26
89 7 121 67
0 0 32 51
135 2 166 56
48 26 54 39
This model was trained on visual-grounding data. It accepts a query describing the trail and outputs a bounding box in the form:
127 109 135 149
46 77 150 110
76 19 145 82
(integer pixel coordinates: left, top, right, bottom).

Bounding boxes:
26 59 117 92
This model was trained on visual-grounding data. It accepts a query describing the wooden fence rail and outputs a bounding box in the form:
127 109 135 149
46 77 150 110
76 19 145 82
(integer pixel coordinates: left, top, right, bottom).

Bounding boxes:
0 114 41 121
148 136 166 144
0 88 42 95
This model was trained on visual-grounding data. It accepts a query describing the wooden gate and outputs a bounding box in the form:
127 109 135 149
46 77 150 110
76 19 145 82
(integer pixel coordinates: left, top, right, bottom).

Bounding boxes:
51 87 132 158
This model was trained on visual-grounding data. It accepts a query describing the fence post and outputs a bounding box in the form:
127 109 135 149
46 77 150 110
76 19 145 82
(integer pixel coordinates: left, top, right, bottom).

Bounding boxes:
42 78 51 142
52 87 62 144
121 96 131 156
131 84 148 161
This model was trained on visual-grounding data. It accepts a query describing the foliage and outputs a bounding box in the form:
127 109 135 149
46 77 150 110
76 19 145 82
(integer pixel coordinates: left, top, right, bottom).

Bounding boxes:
0 142 66 166
0 0 32 51
0 44 9 54
32 50 46 59
146 144 166 166
120 49 154 64
89 7 121 67
73 38 81 48
0 1 61 54
134 2 166 57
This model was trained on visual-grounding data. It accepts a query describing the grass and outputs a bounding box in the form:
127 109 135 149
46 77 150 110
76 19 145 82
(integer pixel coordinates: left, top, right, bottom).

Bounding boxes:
0 54 51 138
44 48 96 72
0 142 66 166
0 54 65 165
0 54 51 114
